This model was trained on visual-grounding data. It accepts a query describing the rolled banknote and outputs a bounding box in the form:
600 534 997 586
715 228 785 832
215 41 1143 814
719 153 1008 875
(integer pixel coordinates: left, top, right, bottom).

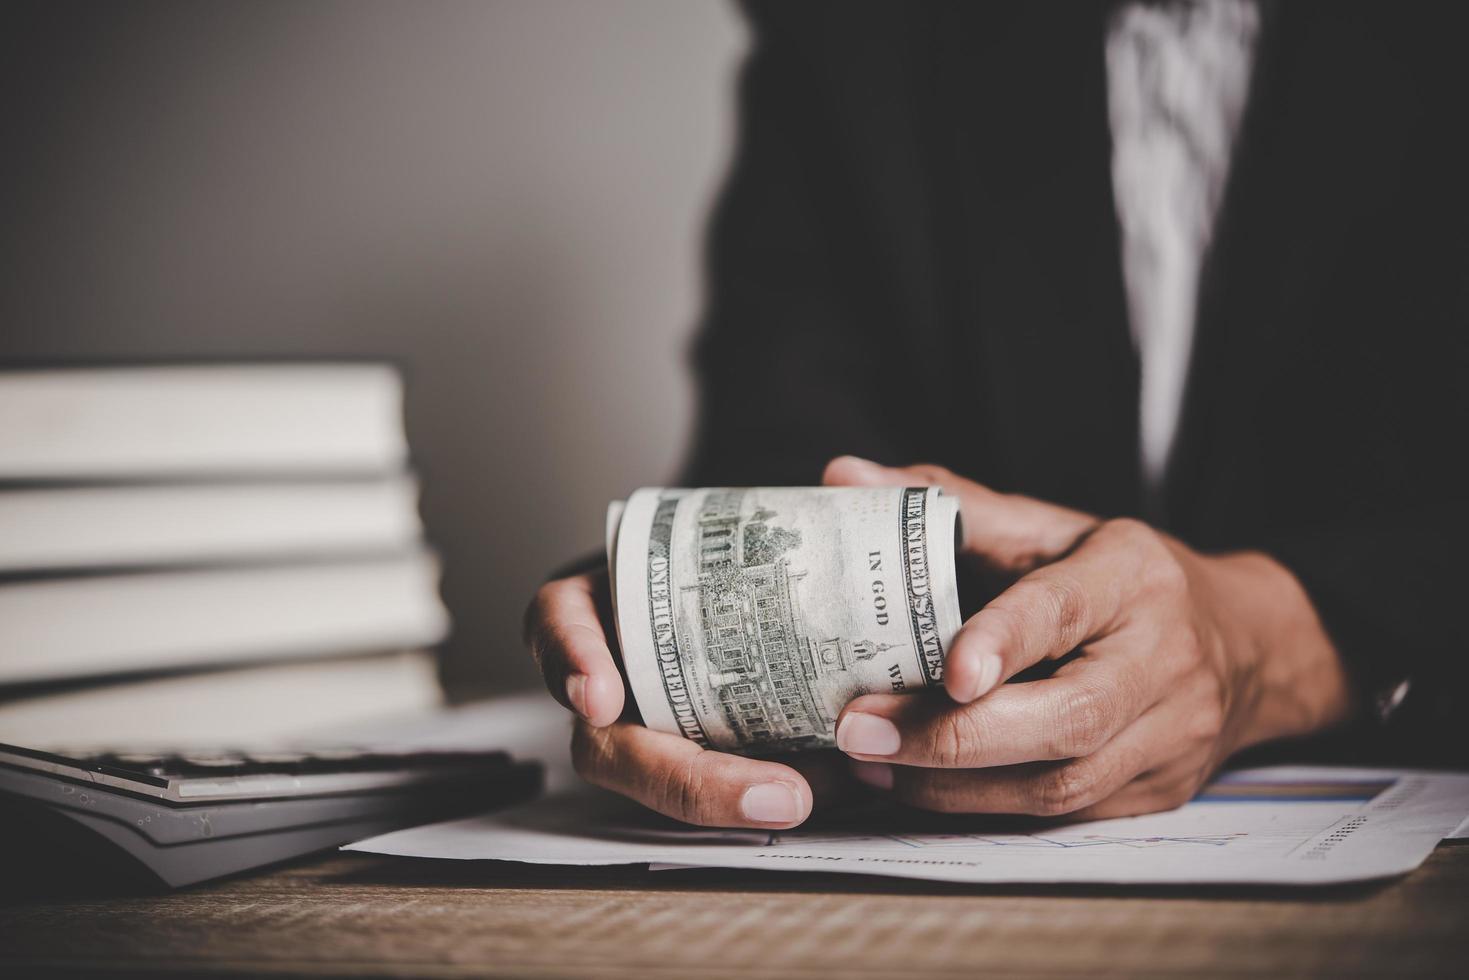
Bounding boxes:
606 486 962 753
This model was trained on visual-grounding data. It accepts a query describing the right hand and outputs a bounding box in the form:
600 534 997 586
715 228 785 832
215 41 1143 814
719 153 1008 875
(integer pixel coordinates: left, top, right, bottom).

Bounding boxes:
524 570 834 828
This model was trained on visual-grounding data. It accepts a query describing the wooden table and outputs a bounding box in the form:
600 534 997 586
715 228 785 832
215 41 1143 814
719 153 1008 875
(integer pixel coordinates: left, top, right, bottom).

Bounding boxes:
3 844 1467 978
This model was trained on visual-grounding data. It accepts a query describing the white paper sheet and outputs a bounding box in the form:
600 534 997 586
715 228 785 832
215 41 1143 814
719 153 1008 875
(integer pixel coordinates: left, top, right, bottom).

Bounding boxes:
1449 813 1469 840
348 765 1469 886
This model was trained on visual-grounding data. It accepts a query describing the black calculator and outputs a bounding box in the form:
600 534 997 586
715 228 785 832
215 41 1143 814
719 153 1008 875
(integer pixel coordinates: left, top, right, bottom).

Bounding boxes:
0 742 541 888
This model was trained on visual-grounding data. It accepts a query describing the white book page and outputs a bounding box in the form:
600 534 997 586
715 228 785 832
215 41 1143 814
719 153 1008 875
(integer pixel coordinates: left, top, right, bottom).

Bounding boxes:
0 364 405 478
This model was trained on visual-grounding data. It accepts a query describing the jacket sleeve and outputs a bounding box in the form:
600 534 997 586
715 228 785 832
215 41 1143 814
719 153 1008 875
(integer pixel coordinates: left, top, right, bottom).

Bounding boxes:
1265 508 1469 764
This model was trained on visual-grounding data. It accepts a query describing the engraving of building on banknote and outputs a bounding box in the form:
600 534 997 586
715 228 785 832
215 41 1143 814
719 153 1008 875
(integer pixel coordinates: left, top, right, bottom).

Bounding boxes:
688 489 894 751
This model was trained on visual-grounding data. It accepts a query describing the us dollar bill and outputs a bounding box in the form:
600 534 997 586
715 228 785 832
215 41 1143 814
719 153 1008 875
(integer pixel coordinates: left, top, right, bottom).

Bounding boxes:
607 487 962 753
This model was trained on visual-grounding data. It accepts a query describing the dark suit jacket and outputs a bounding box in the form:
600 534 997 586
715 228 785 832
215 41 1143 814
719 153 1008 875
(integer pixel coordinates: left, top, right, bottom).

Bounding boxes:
679 1 1467 758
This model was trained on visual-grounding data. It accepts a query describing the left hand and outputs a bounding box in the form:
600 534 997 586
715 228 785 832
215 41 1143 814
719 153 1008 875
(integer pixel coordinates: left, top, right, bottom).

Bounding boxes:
823 456 1356 820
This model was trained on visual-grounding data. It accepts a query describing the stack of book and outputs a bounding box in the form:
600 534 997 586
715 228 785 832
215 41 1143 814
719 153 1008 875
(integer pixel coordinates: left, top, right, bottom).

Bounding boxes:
0 363 450 750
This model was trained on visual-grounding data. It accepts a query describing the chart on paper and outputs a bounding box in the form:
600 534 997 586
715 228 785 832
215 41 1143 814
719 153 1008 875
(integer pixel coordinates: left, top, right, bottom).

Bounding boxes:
774 830 1247 851
753 772 1393 855
348 766 1469 886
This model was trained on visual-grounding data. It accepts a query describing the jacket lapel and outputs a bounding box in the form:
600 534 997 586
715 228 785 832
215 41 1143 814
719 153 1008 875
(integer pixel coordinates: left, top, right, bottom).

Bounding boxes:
1160 2 1371 542
944 3 1141 518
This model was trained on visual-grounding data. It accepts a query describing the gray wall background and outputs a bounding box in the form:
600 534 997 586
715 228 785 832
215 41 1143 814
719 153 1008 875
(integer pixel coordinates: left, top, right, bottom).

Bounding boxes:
0 1 747 697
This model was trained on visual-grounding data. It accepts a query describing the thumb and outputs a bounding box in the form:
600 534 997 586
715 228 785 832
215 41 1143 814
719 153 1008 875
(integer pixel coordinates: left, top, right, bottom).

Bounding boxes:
821 456 1098 573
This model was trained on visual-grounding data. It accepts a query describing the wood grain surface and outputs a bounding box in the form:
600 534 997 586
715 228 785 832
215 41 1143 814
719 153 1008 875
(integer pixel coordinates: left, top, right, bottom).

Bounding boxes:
3 845 1467 978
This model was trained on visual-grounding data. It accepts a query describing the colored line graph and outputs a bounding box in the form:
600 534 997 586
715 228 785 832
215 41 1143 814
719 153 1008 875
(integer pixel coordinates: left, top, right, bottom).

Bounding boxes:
1196 777 1394 804
883 832 1246 849
770 831 1248 850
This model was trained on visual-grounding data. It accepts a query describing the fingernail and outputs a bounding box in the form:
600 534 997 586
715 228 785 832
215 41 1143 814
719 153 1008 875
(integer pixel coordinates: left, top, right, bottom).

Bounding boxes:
949 642 1002 703
741 782 802 824
836 712 901 756
972 651 1003 698
565 673 589 718
850 760 895 791
832 455 885 480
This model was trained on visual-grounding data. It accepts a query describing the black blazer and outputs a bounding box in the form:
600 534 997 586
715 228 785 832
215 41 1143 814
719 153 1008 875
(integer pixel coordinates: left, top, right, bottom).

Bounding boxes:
679 1 1467 757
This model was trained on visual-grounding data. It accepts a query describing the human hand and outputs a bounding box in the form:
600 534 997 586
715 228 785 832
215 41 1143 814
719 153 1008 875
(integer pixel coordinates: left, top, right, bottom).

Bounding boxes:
823 456 1356 820
523 570 841 828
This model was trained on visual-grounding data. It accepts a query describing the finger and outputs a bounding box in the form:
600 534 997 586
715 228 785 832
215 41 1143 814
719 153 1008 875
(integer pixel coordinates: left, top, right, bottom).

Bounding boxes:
572 719 813 828
943 522 1156 702
523 573 625 727
850 699 1182 816
837 650 1156 768
821 456 1097 573
1064 758 1210 821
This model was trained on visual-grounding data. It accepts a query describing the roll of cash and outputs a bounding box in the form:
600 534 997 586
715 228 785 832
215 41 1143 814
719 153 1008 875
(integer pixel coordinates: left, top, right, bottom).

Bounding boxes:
606 486 962 753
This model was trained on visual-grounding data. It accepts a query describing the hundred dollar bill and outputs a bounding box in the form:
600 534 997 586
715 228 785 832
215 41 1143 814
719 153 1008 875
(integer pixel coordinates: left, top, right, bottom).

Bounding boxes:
607 486 962 753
